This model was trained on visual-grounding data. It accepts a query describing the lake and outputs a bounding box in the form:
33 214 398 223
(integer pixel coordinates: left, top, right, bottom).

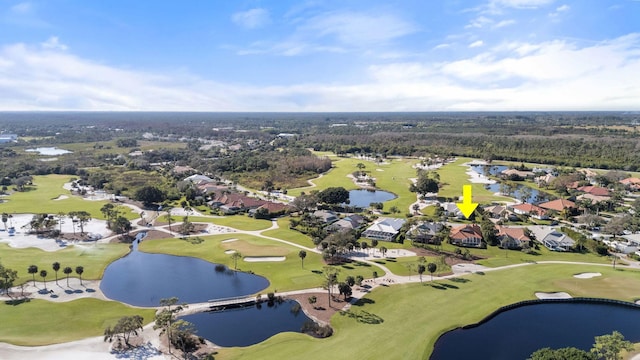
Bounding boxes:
100 239 269 307
430 301 640 360
348 189 396 208
470 165 554 204
25 147 72 155
181 299 313 347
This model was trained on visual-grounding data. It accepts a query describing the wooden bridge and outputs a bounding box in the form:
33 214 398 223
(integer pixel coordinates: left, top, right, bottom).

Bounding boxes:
207 295 259 310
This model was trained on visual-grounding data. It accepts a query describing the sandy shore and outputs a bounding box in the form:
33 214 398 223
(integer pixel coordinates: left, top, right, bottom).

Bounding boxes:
0 325 164 360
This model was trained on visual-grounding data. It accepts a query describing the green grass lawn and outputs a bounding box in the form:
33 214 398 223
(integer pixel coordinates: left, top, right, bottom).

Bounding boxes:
436 158 512 204
428 242 611 268
370 255 450 277
288 155 419 216
0 298 155 346
0 243 130 284
139 234 385 293
0 175 138 220
261 218 315 248
218 264 640 360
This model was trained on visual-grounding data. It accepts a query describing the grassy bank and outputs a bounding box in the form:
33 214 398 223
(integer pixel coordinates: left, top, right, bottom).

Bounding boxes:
219 264 640 360
0 298 155 346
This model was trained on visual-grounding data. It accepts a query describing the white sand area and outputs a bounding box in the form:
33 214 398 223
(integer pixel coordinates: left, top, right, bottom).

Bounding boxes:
573 272 602 279
244 256 286 262
464 165 496 184
535 292 572 299
224 250 236 254
0 214 111 251
221 238 238 243
0 324 163 360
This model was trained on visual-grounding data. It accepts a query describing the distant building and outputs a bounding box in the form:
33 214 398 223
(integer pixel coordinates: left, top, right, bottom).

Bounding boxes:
0 134 18 143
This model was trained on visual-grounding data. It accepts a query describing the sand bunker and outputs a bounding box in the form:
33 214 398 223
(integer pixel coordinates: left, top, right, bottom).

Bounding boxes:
53 195 69 201
244 256 286 262
224 250 236 254
221 238 238 243
535 292 572 299
573 272 602 279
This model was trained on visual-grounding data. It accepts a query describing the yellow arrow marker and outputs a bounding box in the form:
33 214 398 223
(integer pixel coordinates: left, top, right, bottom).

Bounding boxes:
456 185 478 219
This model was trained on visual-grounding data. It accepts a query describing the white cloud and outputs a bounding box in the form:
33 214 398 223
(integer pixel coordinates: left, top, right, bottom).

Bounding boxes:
469 40 485 48
434 43 452 50
232 8 271 29
235 10 418 56
0 34 639 111
303 11 418 46
549 4 570 16
4 1 49 27
494 19 516 28
41 37 67 51
11 2 33 14
491 0 555 9
466 16 493 29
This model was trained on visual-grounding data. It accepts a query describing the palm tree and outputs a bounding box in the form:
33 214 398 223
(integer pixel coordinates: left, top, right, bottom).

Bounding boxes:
40 270 48 290
63 267 73 286
298 250 307 268
75 266 84 286
52 262 60 285
28 265 38 286
230 252 242 270
380 246 388 258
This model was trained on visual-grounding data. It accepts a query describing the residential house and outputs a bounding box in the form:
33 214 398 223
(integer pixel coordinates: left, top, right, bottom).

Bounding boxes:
362 217 406 241
576 193 610 205
579 169 598 182
539 230 575 251
620 178 640 191
209 192 266 214
450 224 484 248
535 173 556 186
577 186 610 197
510 203 548 220
441 202 463 218
496 225 531 249
484 204 507 219
501 169 534 179
539 199 576 213
328 215 367 232
249 202 289 219
406 222 444 244
313 210 339 224
184 174 214 184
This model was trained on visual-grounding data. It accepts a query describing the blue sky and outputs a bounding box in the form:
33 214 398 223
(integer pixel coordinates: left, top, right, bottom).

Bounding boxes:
0 0 638 111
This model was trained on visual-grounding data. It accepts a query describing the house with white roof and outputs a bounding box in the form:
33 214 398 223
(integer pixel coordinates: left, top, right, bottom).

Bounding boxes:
362 217 406 241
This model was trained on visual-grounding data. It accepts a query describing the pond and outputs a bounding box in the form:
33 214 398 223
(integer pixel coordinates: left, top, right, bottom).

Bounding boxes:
100 238 269 307
181 299 313 347
469 165 554 204
25 147 72 155
348 189 396 208
430 301 640 360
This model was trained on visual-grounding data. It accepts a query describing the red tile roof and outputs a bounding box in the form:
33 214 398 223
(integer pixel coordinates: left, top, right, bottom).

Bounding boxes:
450 224 483 240
496 226 530 241
539 198 575 211
512 203 547 216
577 186 610 197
